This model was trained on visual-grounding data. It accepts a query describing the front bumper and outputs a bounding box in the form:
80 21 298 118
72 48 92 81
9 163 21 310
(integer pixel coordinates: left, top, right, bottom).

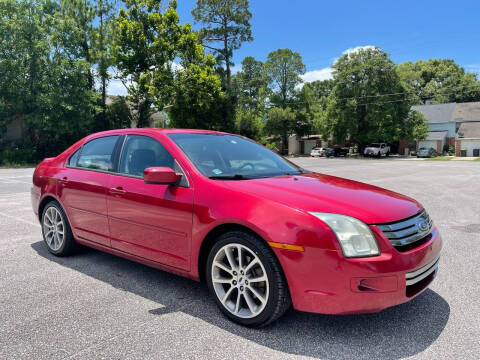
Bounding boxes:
273 227 442 314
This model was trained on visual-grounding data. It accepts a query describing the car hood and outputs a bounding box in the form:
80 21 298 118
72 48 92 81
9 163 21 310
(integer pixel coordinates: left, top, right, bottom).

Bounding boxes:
222 173 422 224
364 147 379 151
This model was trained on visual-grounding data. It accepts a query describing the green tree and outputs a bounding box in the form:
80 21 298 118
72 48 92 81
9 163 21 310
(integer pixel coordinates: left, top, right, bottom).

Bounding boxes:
301 79 334 134
397 59 480 104
404 110 428 140
60 0 96 89
293 84 318 137
168 37 227 130
234 109 263 140
264 49 306 108
191 0 252 88
265 107 296 153
106 96 132 129
324 47 422 150
114 0 180 127
114 0 225 130
92 0 117 129
0 0 98 159
232 56 268 114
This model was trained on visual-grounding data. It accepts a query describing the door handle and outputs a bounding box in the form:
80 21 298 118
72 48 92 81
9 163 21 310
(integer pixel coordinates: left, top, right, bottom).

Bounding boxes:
109 187 127 196
59 177 69 186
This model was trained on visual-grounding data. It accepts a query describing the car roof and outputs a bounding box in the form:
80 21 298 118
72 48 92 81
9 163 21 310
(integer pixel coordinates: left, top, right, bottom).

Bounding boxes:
84 128 230 140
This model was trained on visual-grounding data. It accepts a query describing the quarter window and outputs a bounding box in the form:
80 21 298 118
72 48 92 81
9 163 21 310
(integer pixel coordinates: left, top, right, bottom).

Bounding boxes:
68 149 80 167
77 136 119 171
119 135 174 177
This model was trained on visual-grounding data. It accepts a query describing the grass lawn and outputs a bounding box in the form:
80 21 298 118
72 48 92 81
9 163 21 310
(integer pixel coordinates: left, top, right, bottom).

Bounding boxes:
424 156 454 161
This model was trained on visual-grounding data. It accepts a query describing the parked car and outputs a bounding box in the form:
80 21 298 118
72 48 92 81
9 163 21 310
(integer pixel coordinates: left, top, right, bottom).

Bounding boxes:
364 143 390 157
310 147 326 157
32 129 441 327
417 147 437 158
326 146 349 157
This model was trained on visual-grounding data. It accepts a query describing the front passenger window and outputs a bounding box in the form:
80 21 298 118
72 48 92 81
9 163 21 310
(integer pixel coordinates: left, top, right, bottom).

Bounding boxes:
119 135 174 177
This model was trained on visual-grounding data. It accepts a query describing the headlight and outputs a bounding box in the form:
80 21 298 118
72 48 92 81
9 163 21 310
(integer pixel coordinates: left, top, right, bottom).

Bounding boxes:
309 212 379 258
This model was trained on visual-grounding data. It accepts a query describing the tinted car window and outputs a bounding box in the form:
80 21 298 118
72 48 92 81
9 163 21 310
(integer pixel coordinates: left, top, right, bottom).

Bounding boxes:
68 149 80 167
77 136 119 171
119 135 174 177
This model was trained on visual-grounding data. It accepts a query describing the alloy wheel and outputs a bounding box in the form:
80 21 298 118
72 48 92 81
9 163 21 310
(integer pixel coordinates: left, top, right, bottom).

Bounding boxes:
43 206 65 251
211 243 269 319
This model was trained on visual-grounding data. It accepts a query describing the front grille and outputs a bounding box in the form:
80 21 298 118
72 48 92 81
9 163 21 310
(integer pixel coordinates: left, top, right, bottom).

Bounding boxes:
377 210 433 251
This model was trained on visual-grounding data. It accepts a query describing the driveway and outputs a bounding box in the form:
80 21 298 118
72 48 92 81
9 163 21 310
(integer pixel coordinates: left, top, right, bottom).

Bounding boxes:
0 160 479 359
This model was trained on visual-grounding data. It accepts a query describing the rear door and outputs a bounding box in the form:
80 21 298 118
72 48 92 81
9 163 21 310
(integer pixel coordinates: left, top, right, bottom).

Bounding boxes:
59 135 121 246
107 134 194 270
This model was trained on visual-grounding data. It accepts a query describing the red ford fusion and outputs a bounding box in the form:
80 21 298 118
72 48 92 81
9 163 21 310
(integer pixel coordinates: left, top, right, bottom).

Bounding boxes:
31 129 441 326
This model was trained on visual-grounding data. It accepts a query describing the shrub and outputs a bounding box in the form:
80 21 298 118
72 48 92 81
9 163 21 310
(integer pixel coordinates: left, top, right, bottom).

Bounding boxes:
0 140 36 166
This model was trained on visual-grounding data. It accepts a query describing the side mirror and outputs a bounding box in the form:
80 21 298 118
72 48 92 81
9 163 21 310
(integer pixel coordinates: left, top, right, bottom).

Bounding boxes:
144 167 181 185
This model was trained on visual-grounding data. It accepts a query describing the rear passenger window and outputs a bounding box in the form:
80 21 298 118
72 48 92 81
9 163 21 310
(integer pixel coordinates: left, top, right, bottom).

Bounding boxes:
119 135 174 177
77 136 119 171
68 149 80 167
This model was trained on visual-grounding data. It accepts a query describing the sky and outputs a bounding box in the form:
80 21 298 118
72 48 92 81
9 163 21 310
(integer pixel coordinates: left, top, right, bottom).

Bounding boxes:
108 0 480 95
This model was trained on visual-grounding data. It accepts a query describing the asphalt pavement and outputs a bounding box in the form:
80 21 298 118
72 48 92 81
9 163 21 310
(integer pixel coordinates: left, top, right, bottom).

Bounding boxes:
0 159 479 359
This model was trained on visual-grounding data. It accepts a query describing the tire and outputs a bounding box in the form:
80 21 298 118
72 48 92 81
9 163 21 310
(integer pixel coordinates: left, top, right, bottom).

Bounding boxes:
386 151 390 157
41 200 78 256
206 231 291 327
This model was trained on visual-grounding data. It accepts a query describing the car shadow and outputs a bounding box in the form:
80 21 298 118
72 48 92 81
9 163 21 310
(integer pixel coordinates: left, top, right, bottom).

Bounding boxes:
31 241 450 360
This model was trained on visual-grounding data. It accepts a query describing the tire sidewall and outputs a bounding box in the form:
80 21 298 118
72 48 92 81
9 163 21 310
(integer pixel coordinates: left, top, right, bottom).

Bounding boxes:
41 201 70 255
206 233 281 327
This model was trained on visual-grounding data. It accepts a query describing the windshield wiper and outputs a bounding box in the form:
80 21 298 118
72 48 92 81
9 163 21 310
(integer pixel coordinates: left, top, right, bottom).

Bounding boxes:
208 174 249 180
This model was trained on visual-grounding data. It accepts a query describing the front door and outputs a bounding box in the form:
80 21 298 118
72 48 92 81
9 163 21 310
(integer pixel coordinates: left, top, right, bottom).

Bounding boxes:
107 134 193 271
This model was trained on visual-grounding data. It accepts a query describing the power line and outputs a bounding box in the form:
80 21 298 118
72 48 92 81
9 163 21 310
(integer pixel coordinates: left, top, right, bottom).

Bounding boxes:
263 83 480 107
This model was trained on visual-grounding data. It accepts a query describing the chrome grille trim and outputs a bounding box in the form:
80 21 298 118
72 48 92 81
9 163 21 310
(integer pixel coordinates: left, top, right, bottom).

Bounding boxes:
377 210 433 247
405 255 440 286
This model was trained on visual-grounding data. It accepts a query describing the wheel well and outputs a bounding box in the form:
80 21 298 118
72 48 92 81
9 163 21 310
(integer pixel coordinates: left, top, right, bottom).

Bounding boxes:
38 196 58 221
197 223 264 283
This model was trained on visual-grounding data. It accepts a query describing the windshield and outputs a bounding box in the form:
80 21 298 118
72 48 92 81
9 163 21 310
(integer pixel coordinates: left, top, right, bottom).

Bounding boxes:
168 133 304 179
369 143 380 147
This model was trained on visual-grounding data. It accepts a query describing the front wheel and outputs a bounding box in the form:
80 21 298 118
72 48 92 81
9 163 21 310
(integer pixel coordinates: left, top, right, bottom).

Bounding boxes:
206 231 291 327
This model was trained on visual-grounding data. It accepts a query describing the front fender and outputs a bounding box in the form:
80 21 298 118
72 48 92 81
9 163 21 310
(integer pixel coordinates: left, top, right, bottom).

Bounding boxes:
189 179 339 280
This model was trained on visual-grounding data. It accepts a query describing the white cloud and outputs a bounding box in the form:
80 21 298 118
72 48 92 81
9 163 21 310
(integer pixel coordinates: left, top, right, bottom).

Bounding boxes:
301 45 376 84
107 79 128 96
341 45 376 56
300 67 334 83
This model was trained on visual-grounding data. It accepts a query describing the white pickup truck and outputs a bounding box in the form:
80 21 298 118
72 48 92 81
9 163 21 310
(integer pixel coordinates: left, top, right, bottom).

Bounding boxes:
364 143 390 157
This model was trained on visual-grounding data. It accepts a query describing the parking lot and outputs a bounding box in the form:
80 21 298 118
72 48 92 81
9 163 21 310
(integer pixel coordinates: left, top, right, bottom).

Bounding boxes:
1 159 479 360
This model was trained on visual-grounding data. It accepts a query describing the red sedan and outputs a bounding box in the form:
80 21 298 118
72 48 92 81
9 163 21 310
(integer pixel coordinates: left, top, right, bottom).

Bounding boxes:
31 129 441 326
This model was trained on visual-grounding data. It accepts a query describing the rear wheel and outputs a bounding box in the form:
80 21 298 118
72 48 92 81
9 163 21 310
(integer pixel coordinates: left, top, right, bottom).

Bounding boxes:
206 231 291 327
41 201 77 256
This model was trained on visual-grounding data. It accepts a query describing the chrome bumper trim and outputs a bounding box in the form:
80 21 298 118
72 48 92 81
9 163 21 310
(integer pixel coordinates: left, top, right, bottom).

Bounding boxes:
405 255 440 286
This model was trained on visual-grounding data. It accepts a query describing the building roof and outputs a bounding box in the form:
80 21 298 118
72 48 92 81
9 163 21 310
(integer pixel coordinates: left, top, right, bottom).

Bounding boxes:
411 103 456 124
425 131 448 141
411 101 480 124
457 122 480 139
300 134 323 140
452 102 480 122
